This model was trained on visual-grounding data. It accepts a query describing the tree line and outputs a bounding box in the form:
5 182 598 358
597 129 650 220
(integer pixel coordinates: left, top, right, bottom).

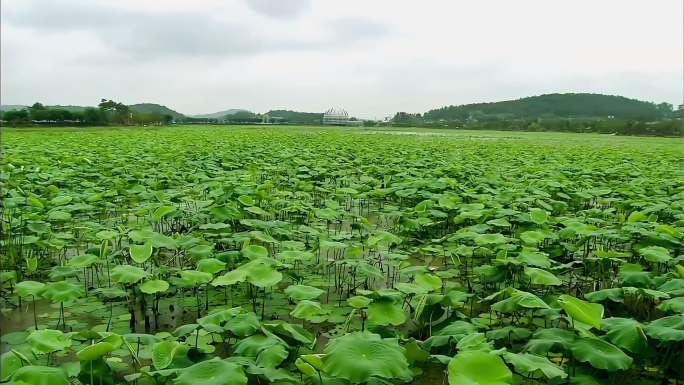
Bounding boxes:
0 99 174 126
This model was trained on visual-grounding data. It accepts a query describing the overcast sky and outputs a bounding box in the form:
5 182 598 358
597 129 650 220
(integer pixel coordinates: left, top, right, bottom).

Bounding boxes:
1 0 682 119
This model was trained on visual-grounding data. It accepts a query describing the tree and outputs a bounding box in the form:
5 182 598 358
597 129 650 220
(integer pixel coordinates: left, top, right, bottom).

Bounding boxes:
656 102 674 118
29 102 49 121
392 112 422 126
99 99 131 124
2 109 30 125
82 107 106 125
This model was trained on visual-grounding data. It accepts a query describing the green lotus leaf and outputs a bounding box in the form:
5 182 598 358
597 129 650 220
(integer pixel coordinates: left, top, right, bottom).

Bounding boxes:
27 221 51 234
50 195 73 206
570 337 633 371
48 210 72 221
448 350 512 385
261 320 314 346
211 269 247 286
584 288 624 303
290 300 323 320
197 307 242 329
516 248 551 268
637 246 671 263
139 279 170 294
558 294 604 329
357 262 383 278
199 222 231 230
568 373 607 385
524 328 575 354
277 250 314 262
93 286 127 299
502 352 566 379
242 244 268 259
225 312 260 337
173 323 200 337
486 326 532 341
111 265 149 284
245 206 269 216
645 315 684 342
657 297 684 313
256 344 289 368
367 231 402 248
27 329 72 354
188 244 214 259
285 284 325 301
77 342 115 361
197 258 226 274
141 231 177 250
152 340 182 369
295 358 317 376
1 352 22 381
529 208 548 225
404 339 429 365
495 289 549 311
367 298 406 326
180 270 213 286
415 273 442 291
10 365 70 385
456 332 493 352
424 321 478 350
153 205 176 221
238 195 255 206
15 280 46 298
41 280 83 302
174 357 247 385
520 230 546 245
244 263 282 288
657 278 684 296
95 229 118 240
487 218 511 227
233 334 282 357
129 243 153 264
323 331 411 384
474 233 507 246
68 254 100 269
49 266 78 280
601 317 648 354
524 267 561 286
395 282 428 294
347 295 372 308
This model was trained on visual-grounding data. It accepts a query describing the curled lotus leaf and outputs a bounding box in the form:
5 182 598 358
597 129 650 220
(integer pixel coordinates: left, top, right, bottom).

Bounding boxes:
570 337 633 371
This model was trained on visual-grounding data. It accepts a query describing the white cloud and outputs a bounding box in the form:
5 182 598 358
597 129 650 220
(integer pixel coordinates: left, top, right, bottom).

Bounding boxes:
1 0 681 118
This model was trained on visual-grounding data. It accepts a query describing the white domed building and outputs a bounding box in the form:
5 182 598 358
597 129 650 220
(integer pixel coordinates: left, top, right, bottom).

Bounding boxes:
323 108 350 126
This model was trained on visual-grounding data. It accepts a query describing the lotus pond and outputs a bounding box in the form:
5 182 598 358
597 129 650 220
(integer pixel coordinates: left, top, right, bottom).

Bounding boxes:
1 125 683 385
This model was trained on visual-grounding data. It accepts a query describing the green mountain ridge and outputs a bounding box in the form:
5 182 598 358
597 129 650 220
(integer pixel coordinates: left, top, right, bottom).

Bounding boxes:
266 110 323 124
128 103 185 119
422 93 673 121
190 109 250 119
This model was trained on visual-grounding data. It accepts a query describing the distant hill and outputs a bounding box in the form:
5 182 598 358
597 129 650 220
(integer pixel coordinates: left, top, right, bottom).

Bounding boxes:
191 109 250 119
422 93 671 121
48 105 90 113
0 104 28 112
129 103 185 119
267 110 323 124
1 104 92 112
